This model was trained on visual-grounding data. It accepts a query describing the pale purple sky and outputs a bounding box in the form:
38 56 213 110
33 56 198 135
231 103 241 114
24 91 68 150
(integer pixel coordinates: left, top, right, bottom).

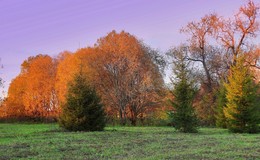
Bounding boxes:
0 0 258 97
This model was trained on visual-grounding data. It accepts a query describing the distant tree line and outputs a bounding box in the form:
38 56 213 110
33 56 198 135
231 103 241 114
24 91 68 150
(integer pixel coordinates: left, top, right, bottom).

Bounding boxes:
0 31 166 127
0 0 259 133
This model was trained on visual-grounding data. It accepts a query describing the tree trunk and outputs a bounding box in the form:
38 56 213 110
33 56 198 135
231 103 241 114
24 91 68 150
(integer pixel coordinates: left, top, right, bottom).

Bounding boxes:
122 111 127 126
119 109 124 125
130 111 137 126
202 60 212 92
131 119 137 126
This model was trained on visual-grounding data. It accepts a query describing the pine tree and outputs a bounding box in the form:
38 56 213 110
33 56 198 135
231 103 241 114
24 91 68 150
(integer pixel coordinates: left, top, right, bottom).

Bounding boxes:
224 56 260 133
215 81 227 128
169 46 198 133
59 72 106 131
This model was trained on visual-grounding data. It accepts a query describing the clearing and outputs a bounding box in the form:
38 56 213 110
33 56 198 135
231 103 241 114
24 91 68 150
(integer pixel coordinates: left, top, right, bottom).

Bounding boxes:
0 123 259 159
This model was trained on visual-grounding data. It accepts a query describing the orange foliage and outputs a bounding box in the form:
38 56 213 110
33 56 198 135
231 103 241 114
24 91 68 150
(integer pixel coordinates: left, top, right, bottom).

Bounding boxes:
4 55 59 119
3 1 259 124
55 48 93 106
214 0 259 65
245 47 260 82
88 31 164 125
23 55 58 118
4 75 27 117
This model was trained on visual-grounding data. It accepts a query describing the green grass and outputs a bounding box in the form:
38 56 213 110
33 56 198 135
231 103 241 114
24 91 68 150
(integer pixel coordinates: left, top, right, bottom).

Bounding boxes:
0 123 259 160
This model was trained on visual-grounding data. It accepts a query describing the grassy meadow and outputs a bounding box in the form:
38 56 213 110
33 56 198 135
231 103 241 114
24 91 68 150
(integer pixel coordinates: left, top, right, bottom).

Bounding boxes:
0 123 259 160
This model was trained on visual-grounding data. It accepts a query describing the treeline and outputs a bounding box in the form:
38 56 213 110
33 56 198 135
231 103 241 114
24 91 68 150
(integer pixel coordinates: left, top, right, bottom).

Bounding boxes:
0 31 166 126
0 0 260 132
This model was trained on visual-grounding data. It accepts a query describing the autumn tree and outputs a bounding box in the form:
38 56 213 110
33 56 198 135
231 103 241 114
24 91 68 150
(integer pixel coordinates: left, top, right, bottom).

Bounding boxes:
55 49 92 107
181 14 222 92
55 51 73 106
181 14 228 125
1 57 30 118
168 45 198 133
178 0 260 126
88 31 139 125
122 44 165 126
3 60 29 118
224 56 260 133
88 31 164 125
3 55 59 119
4 75 27 117
214 0 260 67
59 72 105 131
210 0 260 129
244 47 260 82
8 55 57 118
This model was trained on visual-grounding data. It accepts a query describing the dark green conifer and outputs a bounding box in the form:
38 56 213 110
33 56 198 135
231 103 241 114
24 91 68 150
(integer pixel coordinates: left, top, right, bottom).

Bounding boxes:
169 46 198 133
59 72 105 131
